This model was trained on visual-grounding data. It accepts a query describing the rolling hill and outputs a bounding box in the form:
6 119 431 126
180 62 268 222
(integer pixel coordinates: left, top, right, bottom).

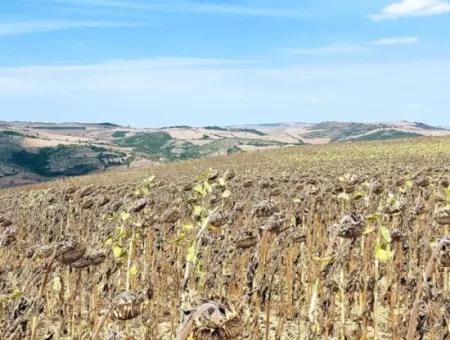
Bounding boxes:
0 120 448 188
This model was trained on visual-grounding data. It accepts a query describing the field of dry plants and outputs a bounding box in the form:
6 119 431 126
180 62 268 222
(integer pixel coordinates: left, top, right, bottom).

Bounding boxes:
1 137 450 340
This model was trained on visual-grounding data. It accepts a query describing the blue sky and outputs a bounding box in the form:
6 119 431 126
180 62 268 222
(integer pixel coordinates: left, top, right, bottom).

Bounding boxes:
0 0 449 127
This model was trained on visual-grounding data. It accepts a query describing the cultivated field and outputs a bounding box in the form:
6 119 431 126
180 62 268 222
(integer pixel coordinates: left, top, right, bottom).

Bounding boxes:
2 120 449 188
1 137 450 339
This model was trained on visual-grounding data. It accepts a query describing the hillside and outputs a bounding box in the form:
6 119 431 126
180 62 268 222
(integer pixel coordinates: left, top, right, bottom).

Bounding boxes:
0 120 448 188
1 137 449 339
0 128 131 188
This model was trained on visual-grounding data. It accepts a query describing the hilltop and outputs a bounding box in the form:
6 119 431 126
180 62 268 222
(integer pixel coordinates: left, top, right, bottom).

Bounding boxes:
0 120 448 188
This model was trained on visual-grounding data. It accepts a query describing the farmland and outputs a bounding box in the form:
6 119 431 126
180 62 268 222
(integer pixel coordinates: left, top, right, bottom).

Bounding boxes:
1 120 449 188
1 137 450 339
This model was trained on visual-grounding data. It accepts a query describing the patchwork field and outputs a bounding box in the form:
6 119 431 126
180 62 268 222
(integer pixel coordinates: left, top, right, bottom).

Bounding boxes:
1 120 449 188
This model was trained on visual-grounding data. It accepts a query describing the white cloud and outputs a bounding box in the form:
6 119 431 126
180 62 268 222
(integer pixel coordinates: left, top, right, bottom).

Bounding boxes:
0 20 145 35
0 58 449 126
372 36 420 45
372 0 450 20
0 58 238 92
56 0 304 18
284 43 369 56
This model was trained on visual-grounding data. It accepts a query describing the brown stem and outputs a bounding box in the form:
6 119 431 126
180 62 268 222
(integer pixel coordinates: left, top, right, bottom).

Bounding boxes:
177 319 194 340
91 308 111 340
31 258 55 340
406 238 450 340
265 287 273 340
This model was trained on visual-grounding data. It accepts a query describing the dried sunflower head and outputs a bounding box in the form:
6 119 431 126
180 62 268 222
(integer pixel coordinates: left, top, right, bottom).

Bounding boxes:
178 298 246 340
435 207 450 225
335 213 365 239
439 241 450 267
111 291 143 321
70 250 107 269
0 226 17 247
252 200 278 218
55 240 86 265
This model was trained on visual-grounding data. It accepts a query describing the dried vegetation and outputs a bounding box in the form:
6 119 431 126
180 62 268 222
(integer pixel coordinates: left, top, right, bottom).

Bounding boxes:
1 137 450 339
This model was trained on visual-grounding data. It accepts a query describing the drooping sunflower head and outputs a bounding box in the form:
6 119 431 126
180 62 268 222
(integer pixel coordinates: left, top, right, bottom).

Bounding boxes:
179 297 246 340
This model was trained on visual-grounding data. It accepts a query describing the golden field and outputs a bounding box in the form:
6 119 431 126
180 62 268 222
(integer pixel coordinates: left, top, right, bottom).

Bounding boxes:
1 137 450 339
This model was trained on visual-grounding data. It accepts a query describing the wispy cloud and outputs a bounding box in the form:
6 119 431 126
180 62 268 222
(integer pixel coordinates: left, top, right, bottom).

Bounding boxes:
371 0 450 21
55 0 304 18
285 37 422 56
284 43 369 56
372 36 420 45
1 58 449 126
0 20 146 35
0 58 239 92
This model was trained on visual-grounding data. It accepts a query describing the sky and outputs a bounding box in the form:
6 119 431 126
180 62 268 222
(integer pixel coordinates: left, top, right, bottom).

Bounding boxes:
0 0 449 127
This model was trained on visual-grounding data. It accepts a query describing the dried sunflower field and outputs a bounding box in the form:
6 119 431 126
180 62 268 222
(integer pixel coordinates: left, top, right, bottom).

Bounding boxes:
1 137 450 339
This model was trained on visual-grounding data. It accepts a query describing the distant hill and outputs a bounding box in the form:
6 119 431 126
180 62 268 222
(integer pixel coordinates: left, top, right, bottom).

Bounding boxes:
231 121 450 144
0 120 448 188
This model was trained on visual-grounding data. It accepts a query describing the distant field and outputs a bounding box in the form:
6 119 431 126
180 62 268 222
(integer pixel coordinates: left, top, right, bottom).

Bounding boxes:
30 126 87 130
1 120 449 188
1 137 449 339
